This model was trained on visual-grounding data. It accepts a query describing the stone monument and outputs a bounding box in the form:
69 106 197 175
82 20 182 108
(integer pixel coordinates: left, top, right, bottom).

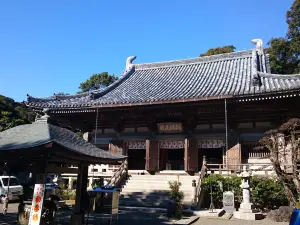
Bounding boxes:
233 166 263 220
223 191 235 213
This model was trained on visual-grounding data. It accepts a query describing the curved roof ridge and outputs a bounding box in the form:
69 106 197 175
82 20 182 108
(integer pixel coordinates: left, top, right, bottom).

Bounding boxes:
91 66 135 100
27 94 56 102
135 50 253 70
258 71 300 79
0 122 126 160
26 66 135 104
27 91 91 102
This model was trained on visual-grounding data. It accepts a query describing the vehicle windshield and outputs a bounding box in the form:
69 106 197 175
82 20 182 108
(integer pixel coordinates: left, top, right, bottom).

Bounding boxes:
1 178 20 186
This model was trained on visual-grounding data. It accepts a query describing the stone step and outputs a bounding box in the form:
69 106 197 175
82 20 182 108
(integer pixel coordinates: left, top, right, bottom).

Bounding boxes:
120 192 193 198
119 198 193 208
121 188 194 193
126 178 196 183
123 183 194 188
126 179 195 183
119 194 193 203
128 175 198 180
128 176 197 178
120 195 170 200
119 199 170 207
119 174 196 208
125 179 195 184
123 182 194 186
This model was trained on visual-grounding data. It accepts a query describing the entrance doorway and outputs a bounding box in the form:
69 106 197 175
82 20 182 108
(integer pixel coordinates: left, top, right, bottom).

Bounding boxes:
160 149 184 170
128 149 146 170
199 147 223 169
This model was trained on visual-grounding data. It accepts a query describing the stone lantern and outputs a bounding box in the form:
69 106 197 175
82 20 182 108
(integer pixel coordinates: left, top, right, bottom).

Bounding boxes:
240 166 252 211
233 166 263 220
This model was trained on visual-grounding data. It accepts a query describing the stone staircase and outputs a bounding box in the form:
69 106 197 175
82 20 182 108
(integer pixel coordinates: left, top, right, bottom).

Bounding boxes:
119 174 198 208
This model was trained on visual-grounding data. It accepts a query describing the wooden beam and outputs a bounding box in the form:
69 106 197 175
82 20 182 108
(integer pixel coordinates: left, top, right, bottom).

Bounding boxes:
47 166 78 174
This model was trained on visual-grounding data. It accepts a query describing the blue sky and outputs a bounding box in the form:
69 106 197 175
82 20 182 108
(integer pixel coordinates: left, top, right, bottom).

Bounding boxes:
0 0 294 102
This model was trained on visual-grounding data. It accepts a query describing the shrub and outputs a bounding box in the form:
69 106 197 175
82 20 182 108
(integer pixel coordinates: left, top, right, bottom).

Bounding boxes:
251 176 288 211
92 178 104 188
54 186 76 200
201 174 242 209
168 181 184 219
201 174 288 211
169 181 184 203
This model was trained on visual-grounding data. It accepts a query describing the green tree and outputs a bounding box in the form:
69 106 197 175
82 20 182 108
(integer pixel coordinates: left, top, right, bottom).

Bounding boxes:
268 0 300 74
200 45 236 57
258 118 300 205
79 72 118 93
0 95 33 132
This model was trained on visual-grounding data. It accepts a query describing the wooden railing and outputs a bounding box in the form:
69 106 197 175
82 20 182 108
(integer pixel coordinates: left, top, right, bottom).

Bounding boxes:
205 163 300 175
106 159 128 187
241 143 270 159
195 156 207 207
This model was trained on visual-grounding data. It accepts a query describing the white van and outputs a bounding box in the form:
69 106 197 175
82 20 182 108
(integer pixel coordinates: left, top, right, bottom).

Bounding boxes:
0 176 23 201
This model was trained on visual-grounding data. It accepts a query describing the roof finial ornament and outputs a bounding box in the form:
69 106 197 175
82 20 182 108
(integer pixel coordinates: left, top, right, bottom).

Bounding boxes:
251 39 263 56
126 56 136 70
42 108 50 118
35 108 50 123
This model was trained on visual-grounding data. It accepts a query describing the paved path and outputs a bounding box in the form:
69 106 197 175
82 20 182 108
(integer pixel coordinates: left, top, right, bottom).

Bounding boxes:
0 203 172 225
0 203 290 225
194 217 289 225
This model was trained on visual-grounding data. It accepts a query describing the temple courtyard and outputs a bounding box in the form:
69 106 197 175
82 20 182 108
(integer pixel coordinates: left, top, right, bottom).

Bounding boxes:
0 203 289 225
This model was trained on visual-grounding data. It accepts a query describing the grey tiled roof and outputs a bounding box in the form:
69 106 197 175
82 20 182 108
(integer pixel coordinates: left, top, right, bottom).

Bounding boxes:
0 123 125 160
26 48 300 109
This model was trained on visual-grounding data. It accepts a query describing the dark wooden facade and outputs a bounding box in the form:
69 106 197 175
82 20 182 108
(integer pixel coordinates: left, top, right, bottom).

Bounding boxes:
38 95 300 172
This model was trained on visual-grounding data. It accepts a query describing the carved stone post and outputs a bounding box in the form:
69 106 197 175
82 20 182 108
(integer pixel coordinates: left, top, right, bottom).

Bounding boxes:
68 177 73 190
192 180 197 204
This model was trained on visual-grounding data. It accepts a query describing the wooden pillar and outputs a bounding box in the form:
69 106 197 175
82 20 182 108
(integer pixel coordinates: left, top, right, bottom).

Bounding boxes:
198 144 204 170
184 137 198 172
70 163 89 225
122 141 129 156
159 148 168 170
146 139 159 172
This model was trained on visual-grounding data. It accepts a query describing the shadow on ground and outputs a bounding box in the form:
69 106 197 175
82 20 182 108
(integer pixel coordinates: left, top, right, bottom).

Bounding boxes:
0 209 172 225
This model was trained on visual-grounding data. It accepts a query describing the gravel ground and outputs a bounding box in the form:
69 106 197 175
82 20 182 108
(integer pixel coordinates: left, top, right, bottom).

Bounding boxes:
194 217 289 225
0 203 290 225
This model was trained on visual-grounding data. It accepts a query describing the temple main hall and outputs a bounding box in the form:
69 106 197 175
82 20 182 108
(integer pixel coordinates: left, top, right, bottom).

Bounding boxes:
26 39 300 174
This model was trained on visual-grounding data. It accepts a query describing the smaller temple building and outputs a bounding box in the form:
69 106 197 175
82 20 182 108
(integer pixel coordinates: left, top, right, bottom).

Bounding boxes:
0 114 126 224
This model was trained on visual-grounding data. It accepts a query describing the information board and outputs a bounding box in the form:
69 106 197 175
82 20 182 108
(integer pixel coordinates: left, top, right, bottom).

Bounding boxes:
28 184 45 225
223 191 235 213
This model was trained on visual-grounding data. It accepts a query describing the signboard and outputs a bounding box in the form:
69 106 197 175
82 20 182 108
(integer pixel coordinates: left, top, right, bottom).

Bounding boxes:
28 184 45 225
157 123 183 133
223 191 235 212
112 192 119 215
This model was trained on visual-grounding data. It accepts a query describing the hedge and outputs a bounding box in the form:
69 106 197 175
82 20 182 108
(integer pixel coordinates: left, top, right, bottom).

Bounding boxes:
201 174 289 211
